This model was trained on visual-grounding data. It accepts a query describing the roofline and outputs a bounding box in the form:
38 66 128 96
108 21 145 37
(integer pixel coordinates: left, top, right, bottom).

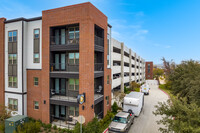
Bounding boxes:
5 16 42 23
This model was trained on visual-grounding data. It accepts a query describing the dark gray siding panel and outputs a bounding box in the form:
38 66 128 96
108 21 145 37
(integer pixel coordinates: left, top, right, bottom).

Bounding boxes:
34 39 39 53
50 44 79 51
12 65 17 76
13 42 17 53
8 42 12 54
50 72 79 78
50 99 79 107
8 65 13 76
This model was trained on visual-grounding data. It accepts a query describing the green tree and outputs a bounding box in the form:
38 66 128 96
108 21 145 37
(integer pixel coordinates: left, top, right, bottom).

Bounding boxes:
0 105 11 133
153 68 164 79
111 102 118 114
153 96 200 133
168 60 200 105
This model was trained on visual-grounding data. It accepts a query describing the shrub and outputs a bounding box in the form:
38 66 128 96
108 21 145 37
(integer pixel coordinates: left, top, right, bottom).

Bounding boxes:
99 111 114 130
16 121 41 133
134 88 140 92
111 102 118 114
46 123 52 129
0 122 5 133
53 125 57 130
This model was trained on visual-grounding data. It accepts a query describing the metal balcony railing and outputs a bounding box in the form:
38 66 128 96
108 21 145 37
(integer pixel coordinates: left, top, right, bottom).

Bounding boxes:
50 63 79 72
50 89 78 102
95 35 104 47
50 36 79 45
94 63 104 71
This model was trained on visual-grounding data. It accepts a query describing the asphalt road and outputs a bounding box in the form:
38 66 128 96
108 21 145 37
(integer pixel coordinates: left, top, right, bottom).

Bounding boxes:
128 80 169 133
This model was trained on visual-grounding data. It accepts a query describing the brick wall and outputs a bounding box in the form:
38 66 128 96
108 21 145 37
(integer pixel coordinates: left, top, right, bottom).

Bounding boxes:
0 18 6 106
42 2 110 123
27 70 43 121
145 62 153 79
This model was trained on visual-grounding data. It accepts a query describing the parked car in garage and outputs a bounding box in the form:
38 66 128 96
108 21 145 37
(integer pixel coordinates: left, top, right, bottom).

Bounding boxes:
108 111 134 133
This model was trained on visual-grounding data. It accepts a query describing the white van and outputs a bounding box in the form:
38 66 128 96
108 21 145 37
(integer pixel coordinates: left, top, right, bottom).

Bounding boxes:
141 84 150 95
123 92 144 116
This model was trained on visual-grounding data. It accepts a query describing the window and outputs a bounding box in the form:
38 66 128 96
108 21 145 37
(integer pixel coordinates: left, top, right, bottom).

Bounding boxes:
34 53 39 63
34 29 40 38
69 27 79 39
8 98 18 111
106 96 109 105
8 31 17 42
107 75 109 84
34 77 39 86
69 53 79 65
69 107 79 116
69 79 79 91
34 29 40 63
34 101 39 110
8 54 17 64
8 76 17 88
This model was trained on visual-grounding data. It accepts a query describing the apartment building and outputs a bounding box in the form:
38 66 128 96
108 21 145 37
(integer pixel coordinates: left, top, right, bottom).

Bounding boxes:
145 62 153 79
0 2 112 126
111 38 145 104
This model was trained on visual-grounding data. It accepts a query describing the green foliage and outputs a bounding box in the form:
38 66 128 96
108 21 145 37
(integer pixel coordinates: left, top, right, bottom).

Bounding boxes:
130 82 140 90
85 117 101 133
134 88 140 92
53 125 57 130
0 122 5 133
153 96 200 133
124 82 141 94
73 122 85 133
16 121 41 133
99 111 115 130
111 102 118 114
0 104 11 133
153 68 164 79
168 60 200 105
155 59 200 133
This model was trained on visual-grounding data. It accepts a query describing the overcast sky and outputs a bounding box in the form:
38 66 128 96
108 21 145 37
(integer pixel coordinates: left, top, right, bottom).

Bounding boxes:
0 0 200 64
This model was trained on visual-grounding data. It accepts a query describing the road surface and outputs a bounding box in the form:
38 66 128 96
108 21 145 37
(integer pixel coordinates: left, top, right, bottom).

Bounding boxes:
129 80 169 133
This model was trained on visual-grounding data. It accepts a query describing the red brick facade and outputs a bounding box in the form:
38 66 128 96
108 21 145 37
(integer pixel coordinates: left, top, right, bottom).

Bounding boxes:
145 62 153 79
42 2 111 123
0 2 111 124
27 70 43 121
0 18 6 106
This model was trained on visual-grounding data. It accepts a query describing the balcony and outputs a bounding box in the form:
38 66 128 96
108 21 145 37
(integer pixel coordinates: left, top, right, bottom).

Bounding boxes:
50 63 79 72
50 36 79 51
95 36 104 47
94 63 104 71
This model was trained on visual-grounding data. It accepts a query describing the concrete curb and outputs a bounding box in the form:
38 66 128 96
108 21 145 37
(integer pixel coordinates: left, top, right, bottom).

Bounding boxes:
158 88 170 98
103 128 108 133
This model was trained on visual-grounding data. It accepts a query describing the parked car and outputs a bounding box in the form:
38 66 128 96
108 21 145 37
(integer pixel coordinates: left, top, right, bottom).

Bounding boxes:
123 92 144 116
141 84 150 95
108 112 134 133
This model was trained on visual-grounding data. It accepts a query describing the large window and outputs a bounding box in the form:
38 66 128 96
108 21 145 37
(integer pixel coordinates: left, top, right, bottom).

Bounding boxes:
69 27 79 39
8 54 17 64
69 79 79 91
34 29 40 63
69 107 79 116
8 31 17 42
8 76 17 88
69 53 79 65
8 98 18 111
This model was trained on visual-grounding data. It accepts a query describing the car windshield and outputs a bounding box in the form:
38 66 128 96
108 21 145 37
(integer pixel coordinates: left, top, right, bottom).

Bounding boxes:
113 116 127 124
